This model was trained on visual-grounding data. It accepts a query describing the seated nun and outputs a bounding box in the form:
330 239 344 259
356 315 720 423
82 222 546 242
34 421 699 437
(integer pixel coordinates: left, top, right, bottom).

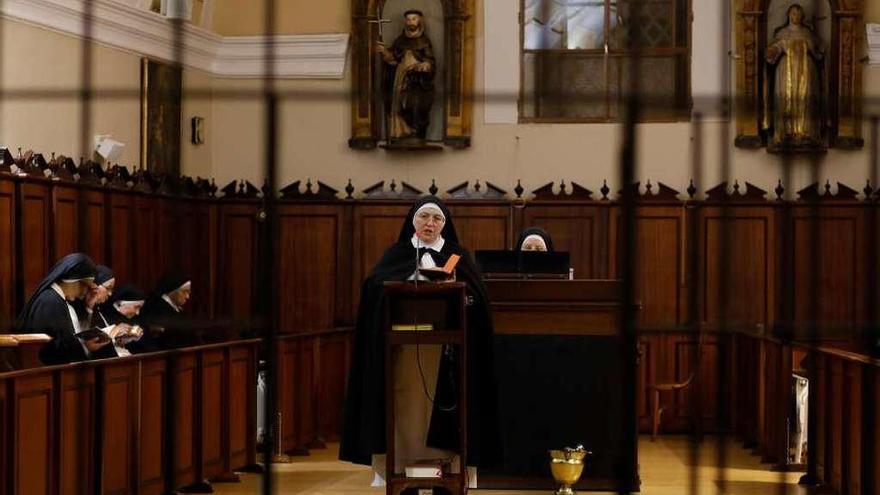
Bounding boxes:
340 196 500 491
516 227 554 252
16 252 112 364
131 271 191 353
90 282 147 359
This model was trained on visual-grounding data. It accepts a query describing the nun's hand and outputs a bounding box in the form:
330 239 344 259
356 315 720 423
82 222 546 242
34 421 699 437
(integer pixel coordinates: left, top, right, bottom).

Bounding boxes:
109 323 133 339
84 289 101 309
83 337 111 352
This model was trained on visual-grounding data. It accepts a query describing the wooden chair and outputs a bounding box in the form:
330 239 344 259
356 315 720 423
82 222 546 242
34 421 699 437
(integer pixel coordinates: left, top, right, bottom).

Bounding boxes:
648 330 705 441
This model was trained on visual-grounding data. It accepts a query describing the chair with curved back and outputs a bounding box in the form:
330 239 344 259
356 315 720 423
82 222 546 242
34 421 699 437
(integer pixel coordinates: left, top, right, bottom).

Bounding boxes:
648 329 705 441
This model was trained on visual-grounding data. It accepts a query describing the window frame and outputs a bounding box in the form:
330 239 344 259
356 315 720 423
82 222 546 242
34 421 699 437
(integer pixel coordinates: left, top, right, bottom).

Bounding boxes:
518 0 694 124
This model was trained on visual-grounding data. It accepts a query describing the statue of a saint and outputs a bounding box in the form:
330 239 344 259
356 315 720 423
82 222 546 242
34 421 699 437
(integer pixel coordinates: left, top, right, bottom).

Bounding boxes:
377 10 436 143
763 4 824 151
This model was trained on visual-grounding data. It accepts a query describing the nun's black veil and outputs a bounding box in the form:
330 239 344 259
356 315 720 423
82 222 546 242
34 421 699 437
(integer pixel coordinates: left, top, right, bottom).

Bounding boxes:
16 252 96 331
340 196 500 468
516 227 554 251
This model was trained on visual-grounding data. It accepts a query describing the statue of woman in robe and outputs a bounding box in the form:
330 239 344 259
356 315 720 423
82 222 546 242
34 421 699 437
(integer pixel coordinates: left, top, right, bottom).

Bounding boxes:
763 4 824 150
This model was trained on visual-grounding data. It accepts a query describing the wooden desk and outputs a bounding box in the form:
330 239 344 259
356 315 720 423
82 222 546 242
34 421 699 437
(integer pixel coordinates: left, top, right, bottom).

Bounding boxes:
481 279 639 492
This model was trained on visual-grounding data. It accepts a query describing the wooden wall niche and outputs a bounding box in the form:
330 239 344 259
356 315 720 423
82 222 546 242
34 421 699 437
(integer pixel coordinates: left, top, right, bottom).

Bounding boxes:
734 0 866 149
349 0 475 149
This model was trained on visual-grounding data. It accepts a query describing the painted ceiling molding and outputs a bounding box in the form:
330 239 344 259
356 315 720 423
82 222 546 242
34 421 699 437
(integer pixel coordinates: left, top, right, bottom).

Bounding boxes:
1 0 349 78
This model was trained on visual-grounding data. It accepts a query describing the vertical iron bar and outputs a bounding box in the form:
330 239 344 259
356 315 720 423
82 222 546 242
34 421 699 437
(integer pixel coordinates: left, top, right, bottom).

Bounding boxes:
77 0 94 253
862 116 879 494
715 0 733 492
687 113 703 495
618 1 642 493
260 0 279 493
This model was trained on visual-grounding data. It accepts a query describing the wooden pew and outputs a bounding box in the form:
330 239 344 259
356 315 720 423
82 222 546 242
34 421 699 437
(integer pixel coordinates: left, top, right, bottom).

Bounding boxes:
0 338 260 495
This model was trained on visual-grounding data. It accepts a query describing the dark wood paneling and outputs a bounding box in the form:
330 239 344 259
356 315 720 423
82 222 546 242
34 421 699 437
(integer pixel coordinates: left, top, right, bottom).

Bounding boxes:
0 377 6 495
829 358 844 492
317 333 348 441
155 199 177 278
217 203 259 321
133 195 159 291
200 349 225 479
101 362 138 495
139 358 166 495
700 207 775 330
792 208 865 338
296 338 317 448
81 189 107 265
845 362 861 495
51 185 79 263
279 338 298 453
815 354 828 482
227 346 254 469
636 335 658 431
672 335 719 430
12 373 54 495
179 201 215 318
447 204 511 252
58 368 95 495
172 353 198 488
352 204 410 315
521 204 604 279
19 182 51 299
277 205 343 332
612 207 685 328
108 193 136 285
0 181 15 327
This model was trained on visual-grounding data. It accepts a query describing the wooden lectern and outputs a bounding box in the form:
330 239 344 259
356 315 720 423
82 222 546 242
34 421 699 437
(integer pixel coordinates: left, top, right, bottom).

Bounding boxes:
383 281 468 495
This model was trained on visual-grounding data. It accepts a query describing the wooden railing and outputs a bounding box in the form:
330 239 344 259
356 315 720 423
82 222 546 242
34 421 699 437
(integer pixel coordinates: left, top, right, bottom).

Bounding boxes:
0 338 259 495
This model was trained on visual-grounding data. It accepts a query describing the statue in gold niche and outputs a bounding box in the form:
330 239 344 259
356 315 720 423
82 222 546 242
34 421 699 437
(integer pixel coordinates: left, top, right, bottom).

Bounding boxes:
763 4 824 152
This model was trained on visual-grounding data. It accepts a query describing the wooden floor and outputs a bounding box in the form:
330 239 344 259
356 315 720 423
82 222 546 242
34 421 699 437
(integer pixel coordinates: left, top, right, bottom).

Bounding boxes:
211 436 809 494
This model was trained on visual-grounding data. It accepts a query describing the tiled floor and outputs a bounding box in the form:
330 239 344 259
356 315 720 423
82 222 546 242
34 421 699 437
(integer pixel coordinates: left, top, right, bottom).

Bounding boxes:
211 436 809 494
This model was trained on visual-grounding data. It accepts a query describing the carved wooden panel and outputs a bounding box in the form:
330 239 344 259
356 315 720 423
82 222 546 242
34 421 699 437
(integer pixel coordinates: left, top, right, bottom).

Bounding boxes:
101 361 138 495
58 368 95 495
828 358 844 491
815 354 827 481
845 362 862 495
139 358 166 494
133 195 159 292
81 189 107 265
792 208 865 338
612 206 685 328
155 199 177 278
179 201 215 318
636 335 658 431
12 373 54 495
19 182 51 299
296 338 317 448
172 353 198 488
278 338 298 453
277 204 344 332
352 204 410 314
0 181 16 327
671 334 719 430
446 204 511 252
522 204 605 279
317 333 349 441
700 207 775 330
51 185 79 262
108 193 136 285
217 203 260 321
228 345 255 469
200 349 226 479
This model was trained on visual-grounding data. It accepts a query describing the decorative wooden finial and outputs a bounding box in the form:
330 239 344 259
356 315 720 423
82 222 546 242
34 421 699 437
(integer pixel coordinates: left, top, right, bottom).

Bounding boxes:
559 180 567 195
305 178 313 193
389 179 397 192
645 180 653 196
514 180 524 198
824 179 832 196
775 180 785 200
601 180 610 200
687 179 696 199
345 179 355 199
864 180 874 200
474 180 481 193
429 179 438 195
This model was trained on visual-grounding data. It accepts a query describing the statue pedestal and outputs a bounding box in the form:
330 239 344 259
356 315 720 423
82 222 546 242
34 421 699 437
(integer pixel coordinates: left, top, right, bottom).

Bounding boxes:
381 138 443 152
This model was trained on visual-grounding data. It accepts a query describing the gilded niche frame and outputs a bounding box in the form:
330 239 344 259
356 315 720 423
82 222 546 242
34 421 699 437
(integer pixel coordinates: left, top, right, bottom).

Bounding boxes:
348 0 475 150
734 0 865 150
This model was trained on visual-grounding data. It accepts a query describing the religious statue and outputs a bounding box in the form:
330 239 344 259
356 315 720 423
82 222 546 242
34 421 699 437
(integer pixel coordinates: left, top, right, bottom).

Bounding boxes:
763 4 825 152
376 9 436 144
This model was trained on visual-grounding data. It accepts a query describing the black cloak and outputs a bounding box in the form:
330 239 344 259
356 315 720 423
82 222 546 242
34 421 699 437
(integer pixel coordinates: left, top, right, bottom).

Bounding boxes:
132 270 192 353
339 196 501 468
516 227 554 252
16 252 97 365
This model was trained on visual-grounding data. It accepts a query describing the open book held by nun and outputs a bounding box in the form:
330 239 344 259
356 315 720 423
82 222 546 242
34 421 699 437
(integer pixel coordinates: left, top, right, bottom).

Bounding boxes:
418 254 461 282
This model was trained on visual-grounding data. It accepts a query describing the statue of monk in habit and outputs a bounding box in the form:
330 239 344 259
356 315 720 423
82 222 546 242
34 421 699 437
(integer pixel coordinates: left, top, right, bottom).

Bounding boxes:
377 9 436 143
764 3 825 151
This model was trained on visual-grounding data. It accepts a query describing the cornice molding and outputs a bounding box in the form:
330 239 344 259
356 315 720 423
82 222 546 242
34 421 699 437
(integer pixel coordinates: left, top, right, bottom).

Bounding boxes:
1 0 349 78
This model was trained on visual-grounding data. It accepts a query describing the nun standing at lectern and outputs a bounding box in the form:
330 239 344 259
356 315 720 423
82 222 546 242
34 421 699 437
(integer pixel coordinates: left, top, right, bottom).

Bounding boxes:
17 252 109 364
516 227 554 252
340 196 500 491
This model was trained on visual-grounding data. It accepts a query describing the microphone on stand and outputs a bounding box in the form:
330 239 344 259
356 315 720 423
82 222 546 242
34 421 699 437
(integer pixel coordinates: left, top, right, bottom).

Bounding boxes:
414 231 421 288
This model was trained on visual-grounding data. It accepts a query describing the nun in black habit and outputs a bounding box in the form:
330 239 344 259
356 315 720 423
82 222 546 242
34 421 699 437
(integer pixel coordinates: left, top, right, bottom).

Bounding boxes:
516 227 554 252
339 196 500 488
91 283 147 359
131 270 192 353
16 252 109 365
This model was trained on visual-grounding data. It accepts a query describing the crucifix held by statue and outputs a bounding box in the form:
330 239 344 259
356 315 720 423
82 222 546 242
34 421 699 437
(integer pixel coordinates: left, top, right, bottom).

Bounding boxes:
376 9 436 146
